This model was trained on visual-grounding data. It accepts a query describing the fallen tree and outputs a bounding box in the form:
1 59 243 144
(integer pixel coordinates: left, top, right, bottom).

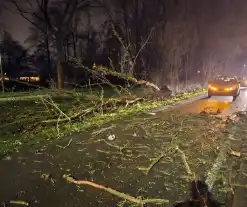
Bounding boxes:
70 63 168 97
28 95 144 129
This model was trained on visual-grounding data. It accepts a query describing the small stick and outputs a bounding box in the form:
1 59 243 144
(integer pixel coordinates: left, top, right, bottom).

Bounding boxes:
63 175 169 205
175 145 192 175
9 200 29 206
56 138 72 149
56 112 62 138
92 125 115 136
139 154 166 175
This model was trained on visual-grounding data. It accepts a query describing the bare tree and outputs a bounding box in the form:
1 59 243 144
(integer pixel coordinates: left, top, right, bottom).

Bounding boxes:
10 0 93 92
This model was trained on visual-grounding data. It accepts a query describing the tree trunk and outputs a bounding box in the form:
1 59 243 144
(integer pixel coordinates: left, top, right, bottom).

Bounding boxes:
44 0 51 78
0 54 4 93
185 54 188 85
66 38 70 61
122 0 129 45
56 40 64 92
63 43 67 62
134 0 141 78
45 32 51 78
72 32 77 58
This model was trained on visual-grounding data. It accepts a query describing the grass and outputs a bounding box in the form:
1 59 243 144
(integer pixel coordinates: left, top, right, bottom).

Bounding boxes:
0 87 205 156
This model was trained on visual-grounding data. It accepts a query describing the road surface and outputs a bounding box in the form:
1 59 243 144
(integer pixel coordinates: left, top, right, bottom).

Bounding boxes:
171 87 247 116
1 89 247 207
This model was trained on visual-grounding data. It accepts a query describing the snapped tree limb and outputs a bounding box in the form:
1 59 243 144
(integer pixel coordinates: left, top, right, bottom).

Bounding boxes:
63 174 169 206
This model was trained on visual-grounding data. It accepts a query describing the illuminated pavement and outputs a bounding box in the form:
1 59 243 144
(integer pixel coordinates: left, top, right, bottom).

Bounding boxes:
175 87 247 116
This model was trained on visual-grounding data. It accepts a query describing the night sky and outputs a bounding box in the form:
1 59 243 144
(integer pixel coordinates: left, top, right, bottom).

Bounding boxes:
0 4 104 47
1 7 29 46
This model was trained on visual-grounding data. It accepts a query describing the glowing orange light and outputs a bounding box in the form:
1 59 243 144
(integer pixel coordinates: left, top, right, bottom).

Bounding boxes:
208 85 217 91
225 87 233 91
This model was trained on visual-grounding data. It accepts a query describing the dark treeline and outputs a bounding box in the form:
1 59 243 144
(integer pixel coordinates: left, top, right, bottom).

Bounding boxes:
1 0 247 90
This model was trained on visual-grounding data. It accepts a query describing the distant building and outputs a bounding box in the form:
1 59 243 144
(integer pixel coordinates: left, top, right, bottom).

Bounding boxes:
19 70 40 82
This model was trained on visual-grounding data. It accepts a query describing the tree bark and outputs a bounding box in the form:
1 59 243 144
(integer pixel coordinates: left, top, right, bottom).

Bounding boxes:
0 54 4 93
72 32 77 58
122 0 129 45
56 40 64 92
134 0 141 78
45 34 51 76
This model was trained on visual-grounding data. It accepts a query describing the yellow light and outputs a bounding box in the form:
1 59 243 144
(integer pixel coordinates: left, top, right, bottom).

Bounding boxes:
225 87 233 91
20 76 40 82
208 85 217 91
30 76 40 82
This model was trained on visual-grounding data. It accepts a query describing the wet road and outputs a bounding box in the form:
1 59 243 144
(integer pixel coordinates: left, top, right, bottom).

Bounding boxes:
176 87 247 116
1 89 247 207
177 88 247 207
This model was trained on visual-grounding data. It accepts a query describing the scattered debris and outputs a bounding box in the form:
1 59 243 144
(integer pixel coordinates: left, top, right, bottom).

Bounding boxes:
107 134 116 141
146 112 156 116
200 107 221 116
229 150 241 157
2 156 11 161
41 173 51 180
41 173 55 185
3 102 247 205
206 131 234 191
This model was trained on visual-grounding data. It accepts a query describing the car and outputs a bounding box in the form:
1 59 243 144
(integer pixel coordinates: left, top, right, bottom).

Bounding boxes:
208 76 240 100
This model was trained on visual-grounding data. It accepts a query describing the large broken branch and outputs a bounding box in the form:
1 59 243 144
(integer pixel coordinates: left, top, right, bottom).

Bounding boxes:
30 95 144 129
82 63 161 92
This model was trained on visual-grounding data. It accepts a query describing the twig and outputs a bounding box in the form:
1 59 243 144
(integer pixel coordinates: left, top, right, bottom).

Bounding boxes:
88 65 122 95
103 140 128 152
9 200 29 206
231 184 247 188
39 97 52 116
98 84 104 114
132 27 154 70
138 154 166 175
92 125 116 136
63 175 169 205
39 96 71 121
56 112 62 138
125 97 143 107
175 145 192 175
56 138 72 149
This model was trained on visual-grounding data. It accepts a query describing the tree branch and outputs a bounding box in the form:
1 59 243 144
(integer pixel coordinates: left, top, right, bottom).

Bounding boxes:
10 0 46 33
63 175 169 205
